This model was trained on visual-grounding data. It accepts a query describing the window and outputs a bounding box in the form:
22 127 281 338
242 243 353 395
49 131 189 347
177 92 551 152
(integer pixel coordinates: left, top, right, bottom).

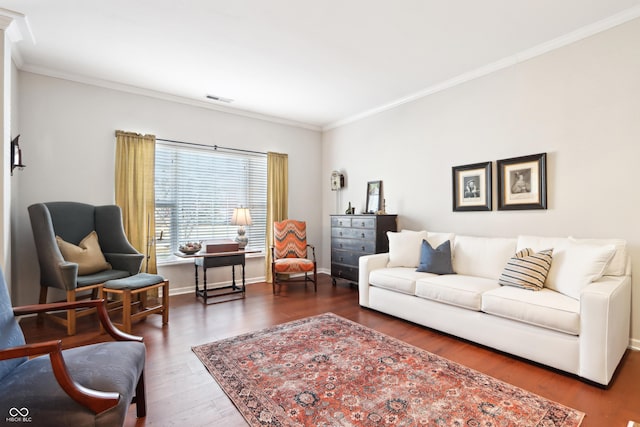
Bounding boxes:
154 142 267 263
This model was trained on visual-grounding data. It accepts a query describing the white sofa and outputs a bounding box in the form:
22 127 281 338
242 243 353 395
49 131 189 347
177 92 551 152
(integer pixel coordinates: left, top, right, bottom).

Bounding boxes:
358 231 632 386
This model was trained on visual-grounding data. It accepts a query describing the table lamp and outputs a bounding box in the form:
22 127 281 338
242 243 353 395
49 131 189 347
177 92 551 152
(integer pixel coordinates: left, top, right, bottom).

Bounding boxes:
231 207 252 249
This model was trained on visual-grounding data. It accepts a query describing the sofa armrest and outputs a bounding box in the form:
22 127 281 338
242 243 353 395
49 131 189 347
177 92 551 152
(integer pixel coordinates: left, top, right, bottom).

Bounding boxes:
579 274 631 385
358 253 389 307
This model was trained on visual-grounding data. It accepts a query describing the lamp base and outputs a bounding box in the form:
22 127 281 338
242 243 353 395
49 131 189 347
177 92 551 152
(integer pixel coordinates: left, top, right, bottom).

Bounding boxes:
236 226 248 249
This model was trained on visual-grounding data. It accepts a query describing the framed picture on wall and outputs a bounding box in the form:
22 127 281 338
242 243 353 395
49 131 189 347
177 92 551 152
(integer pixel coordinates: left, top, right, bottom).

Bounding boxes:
497 153 547 210
452 161 492 211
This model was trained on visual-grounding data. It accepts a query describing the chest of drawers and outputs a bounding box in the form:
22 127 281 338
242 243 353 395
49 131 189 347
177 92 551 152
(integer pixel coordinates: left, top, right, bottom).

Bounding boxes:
330 214 397 284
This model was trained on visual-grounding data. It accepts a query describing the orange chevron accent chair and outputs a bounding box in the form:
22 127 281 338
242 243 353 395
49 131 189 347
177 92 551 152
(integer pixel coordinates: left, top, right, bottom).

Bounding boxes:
271 219 317 293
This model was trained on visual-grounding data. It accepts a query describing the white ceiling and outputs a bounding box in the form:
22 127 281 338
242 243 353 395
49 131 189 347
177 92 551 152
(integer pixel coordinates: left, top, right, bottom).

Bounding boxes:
1 1 639 130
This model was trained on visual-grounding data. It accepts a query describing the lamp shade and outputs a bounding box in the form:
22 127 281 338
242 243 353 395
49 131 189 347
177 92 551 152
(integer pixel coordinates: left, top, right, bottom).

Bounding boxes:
231 207 253 226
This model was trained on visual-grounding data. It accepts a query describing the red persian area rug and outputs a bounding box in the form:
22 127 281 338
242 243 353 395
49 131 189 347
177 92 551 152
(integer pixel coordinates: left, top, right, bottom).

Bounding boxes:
192 313 584 426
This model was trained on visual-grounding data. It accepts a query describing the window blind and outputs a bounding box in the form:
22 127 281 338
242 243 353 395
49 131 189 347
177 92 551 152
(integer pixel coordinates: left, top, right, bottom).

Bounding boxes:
155 142 267 262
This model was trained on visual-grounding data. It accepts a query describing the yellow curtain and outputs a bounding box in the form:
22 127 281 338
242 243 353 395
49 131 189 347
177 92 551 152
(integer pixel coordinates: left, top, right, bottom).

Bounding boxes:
265 152 288 283
114 130 158 274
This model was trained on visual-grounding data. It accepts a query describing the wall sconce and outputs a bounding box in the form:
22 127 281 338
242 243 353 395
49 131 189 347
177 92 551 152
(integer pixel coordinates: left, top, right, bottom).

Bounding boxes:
231 207 253 249
10 135 25 175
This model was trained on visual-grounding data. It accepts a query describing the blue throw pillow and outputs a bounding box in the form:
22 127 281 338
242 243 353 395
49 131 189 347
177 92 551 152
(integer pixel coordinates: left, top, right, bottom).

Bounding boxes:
416 239 455 275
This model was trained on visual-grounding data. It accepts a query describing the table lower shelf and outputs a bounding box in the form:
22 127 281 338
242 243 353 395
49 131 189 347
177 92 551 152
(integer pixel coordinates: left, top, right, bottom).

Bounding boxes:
196 284 245 304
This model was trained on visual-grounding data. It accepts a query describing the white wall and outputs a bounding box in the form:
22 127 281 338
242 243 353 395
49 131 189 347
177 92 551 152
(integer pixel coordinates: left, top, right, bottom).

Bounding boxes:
13 72 322 305
322 18 640 344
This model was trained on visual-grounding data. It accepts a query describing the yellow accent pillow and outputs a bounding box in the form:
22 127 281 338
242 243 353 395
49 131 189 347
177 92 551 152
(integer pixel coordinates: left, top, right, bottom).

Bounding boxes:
56 231 112 275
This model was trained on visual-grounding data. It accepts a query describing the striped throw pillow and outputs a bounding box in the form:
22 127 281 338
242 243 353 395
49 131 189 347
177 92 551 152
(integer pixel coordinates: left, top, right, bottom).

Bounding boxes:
498 248 553 291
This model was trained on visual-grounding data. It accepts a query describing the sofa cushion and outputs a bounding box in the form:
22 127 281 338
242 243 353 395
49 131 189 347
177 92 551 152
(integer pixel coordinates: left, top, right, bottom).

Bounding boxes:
452 236 517 280
416 239 455 275
482 286 580 335
370 267 435 295
569 237 627 276
547 240 615 300
386 230 427 268
498 248 553 291
516 235 568 254
426 232 455 249
517 235 616 299
415 275 500 311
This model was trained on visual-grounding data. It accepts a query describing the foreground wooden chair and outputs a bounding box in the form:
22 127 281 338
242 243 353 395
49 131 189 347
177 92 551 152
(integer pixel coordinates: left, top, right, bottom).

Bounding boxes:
0 269 146 427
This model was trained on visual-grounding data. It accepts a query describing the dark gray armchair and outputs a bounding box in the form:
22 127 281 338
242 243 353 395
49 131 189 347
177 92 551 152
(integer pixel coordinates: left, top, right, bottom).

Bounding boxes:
0 267 146 426
28 202 144 335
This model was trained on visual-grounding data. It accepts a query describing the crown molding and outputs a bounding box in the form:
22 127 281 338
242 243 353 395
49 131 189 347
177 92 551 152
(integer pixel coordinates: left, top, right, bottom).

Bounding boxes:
0 8 35 68
323 5 640 131
19 64 321 132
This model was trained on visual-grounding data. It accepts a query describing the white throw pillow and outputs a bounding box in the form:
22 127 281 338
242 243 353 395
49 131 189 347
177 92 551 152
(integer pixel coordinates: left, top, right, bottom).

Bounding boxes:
426 232 455 249
516 235 568 253
387 230 427 268
545 240 616 300
568 237 627 276
453 235 517 280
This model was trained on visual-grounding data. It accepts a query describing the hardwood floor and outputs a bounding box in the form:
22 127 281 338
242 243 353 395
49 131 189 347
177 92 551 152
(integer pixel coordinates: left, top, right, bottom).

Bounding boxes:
19 274 640 426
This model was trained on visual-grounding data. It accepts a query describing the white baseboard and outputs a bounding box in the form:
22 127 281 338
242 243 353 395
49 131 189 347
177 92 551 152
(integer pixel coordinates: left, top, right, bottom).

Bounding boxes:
629 338 640 351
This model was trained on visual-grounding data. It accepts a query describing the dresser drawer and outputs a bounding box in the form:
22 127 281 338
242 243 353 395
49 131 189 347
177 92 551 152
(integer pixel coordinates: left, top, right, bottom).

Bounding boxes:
331 216 352 227
332 238 375 253
331 249 361 266
331 227 376 240
351 217 376 229
331 263 358 282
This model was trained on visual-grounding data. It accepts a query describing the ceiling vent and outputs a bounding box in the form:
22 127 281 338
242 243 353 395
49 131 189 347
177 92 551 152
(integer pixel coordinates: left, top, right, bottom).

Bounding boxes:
206 94 234 103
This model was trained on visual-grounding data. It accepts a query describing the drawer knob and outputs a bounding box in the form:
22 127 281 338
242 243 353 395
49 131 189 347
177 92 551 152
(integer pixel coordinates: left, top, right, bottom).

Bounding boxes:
339 243 343 248
361 246 365 251
339 257 344 262
339 231 343 236
361 233 365 238
361 222 365 226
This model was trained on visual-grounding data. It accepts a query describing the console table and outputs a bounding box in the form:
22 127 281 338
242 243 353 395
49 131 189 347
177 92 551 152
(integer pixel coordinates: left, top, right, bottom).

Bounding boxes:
175 250 258 304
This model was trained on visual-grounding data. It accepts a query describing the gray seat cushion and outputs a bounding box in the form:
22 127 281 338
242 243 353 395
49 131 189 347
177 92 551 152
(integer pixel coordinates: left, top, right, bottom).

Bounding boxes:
0 341 145 427
76 269 131 287
104 273 165 290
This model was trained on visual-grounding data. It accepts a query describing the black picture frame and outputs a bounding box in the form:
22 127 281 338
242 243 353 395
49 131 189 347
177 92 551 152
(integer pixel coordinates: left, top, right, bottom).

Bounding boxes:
365 181 383 214
497 153 547 210
452 161 492 212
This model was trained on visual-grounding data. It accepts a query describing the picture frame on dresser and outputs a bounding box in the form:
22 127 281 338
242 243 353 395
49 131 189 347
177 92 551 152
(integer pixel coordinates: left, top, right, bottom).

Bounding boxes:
497 153 547 210
452 161 492 211
365 181 383 214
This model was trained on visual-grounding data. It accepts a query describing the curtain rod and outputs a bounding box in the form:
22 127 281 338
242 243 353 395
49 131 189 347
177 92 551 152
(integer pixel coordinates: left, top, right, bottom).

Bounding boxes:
156 138 267 156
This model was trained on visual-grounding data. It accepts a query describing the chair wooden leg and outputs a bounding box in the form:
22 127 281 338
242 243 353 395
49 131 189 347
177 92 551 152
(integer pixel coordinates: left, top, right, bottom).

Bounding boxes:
162 281 169 325
272 266 276 294
122 290 132 334
97 287 105 333
313 269 318 292
66 290 76 336
37 286 48 324
135 371 147 418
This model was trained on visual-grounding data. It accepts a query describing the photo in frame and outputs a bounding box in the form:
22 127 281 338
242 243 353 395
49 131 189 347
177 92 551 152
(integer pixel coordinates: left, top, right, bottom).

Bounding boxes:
452 161 492 211
497 153 547 210
365 181 383 214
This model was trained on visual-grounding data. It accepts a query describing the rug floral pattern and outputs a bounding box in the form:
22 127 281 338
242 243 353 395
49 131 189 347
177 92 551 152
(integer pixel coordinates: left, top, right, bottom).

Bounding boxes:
192 313 584 426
